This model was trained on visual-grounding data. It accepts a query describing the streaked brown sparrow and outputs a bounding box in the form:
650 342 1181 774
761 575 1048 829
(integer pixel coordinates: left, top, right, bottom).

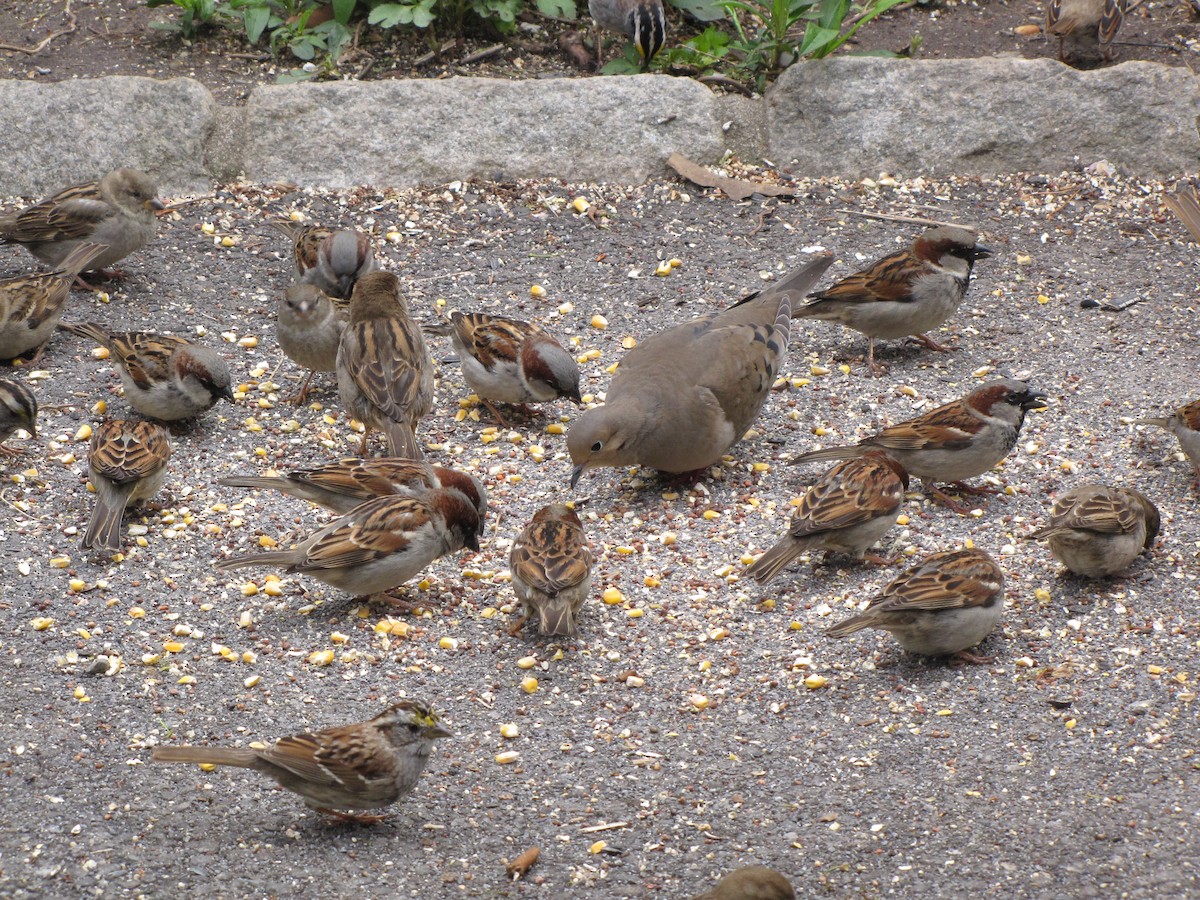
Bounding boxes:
509 503 593 637
153 699 450 823
826 547 1005 662
0 377 37 456
1025 483 1159 577
83 418 171 552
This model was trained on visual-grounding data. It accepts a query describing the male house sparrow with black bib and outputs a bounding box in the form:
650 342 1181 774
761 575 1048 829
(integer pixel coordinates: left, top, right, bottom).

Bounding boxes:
793 226 990 374
791 378 1046 513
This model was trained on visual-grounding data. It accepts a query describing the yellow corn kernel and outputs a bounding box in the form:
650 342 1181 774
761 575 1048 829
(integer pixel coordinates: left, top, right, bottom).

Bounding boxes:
602 587 624 605
520 676 539 693
530 285 546 298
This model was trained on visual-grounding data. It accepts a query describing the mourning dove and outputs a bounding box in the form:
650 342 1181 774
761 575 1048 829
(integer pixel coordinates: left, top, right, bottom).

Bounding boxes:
568 254 832 486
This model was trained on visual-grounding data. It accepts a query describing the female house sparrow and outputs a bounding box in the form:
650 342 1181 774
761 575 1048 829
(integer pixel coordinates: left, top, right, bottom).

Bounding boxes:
0 377 37 456
826 547 1005 663
276 283 347 405
273 220 375 300
747 451 908 585
568 255 832 486
1024 484 1159 578
0 168 165 274
153 699 450 823
60 321 234 421
1046 0 1125 64
509 504 594 637
793 226 991 374
1135 398 1200 487
336 271 434 458
693 865 796 900
790 378 1047 513
214 490 480 604
589 0 667 70
82 419 171 552
218 457 488 530
430 311 581 426
0 242 106 362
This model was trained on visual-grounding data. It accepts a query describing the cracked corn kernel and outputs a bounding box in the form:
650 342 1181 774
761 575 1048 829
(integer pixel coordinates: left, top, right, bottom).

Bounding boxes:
1034 588 1052 603
177 675 195 685
571 196 590 213
804 674 829 689
810 365 830 376
590 314 608 330
689 694 709 710
263 582 284 597
644 576 660 588
517 656 537 669
307 650 334 666
589 841 607 854
520 676 539 693
91 347 110 360
240 582 259 596
69 579 86 592
602 588 624 604
1065 718 1077 729
258 535 278 548
530 285 546 298
331 632 349 644
626 675 644 687
128 607 146 619
74 424 92 442
163 641 185 653
703 510 720 520
244 675 261 688
31 617 53 631
1148 665 1165 675
1037 294 1051 305
654 261 672 277
495 751 520 764
74 686 87 700
439 637 458 650
660 532 676 546
49 557 70 569
627 608 644 618
500 723 520 739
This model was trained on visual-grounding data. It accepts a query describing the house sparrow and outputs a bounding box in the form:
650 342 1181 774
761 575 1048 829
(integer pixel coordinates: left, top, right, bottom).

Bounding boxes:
61 321 234 421
826 547 1005 662
0 242 106 362
218 457 488 532
213 490 480 604
1025 484 1159 577
793 226 991 374
429 311 581 426
0 168 165 274
1046 0 1125 64
747 451 908 585
153 699 450 823
588 0 666 70
1164 181 1200 244
790 378 1047 513
509 504 593 637
273 220 376 300
276 283 347 405
336 271 434 458
568 255 832 486
0 377 37 456
1134 398 1200 487
692 866 796 900
82 418 171 552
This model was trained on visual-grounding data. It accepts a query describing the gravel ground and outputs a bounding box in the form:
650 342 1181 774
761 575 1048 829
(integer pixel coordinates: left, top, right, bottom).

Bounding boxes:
0 169 1197 898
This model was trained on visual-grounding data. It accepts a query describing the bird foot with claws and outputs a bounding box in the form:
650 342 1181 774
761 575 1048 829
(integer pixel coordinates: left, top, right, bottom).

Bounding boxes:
907 332 955 353
316 807 391 824
951 649 995 666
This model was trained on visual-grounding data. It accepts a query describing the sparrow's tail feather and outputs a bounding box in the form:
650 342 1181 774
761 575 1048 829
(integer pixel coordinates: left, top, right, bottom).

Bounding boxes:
536 599 578 637
56 242 108 276
789 446 862 467
746 537 807 585
214 551 298 571
218 476 288 492
153 746 260 768
826 614 876 639
384 421 422 460
1165 183 1200 244
58 320 110 347
82 498 127 552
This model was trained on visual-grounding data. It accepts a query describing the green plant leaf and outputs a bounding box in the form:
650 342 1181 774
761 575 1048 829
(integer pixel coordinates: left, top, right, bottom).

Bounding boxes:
668 0 727 22
535 0 577 18
333 0 358 23
243 4 271 42
368 2 412 27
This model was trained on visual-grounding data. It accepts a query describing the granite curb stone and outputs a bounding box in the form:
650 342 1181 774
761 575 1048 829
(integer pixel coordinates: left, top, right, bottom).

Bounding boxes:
1 60 1196 197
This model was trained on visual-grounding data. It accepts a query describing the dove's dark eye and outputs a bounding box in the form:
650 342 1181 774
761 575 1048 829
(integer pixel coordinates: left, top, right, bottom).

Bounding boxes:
590 441 603 453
